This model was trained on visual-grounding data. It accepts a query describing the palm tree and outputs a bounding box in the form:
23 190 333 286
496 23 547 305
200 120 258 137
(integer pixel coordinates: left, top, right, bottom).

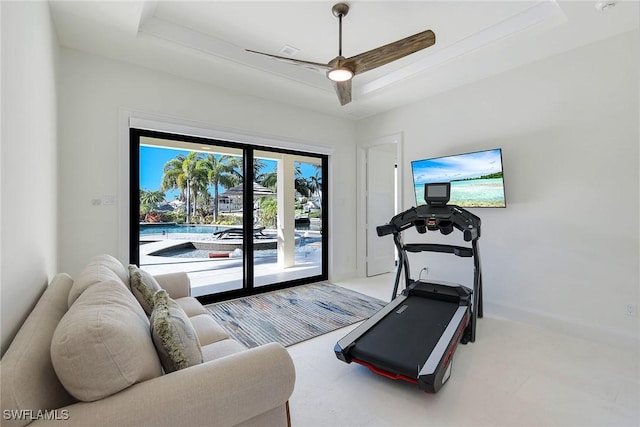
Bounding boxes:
161 152 206 223
295 177 312 198
189 169 209 222
196 154 240 221
235 158 270 185
140 189 165 214
260 171 277 190
251 159 267 181
161 156 186 201
258 196 278 228
139 189 166 221
257 162 311 197
295 163 316 198
307 169 323 207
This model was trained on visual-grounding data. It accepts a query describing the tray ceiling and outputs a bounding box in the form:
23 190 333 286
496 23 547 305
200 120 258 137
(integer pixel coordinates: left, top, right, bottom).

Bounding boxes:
49 1 639 119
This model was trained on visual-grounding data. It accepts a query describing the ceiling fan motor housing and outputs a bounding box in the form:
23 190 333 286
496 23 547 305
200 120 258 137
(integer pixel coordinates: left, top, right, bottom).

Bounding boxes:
332 3 349 18
246 2 435 106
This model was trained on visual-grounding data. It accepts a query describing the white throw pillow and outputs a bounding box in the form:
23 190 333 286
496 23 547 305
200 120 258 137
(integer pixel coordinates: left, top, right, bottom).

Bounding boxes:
51 280 162 401
67 254 130 307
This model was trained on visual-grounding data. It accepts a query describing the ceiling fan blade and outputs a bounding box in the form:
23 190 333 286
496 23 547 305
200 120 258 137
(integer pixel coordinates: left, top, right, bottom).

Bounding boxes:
246 49 331 72
346 30 436 75
332 79 352 106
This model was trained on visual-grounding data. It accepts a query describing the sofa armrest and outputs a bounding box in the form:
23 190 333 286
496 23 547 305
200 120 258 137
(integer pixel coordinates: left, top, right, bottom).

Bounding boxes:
153 272 191 298
38 343 295 427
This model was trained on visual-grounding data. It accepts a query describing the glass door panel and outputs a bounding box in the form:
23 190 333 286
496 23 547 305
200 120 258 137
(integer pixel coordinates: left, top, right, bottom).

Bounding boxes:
136 136 244 297
132 129 327 302
253 151 323 287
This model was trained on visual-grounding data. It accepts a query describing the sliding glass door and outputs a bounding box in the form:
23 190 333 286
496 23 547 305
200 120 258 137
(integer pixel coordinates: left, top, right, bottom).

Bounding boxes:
130 129 327 302
252 151 324 287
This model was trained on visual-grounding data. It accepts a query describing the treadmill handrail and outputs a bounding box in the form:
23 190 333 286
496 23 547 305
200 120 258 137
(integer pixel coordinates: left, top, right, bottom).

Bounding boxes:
376 204 481 241
404 243 473 257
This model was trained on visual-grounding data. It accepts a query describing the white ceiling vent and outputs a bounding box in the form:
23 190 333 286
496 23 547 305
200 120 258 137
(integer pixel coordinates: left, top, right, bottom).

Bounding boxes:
278 45 300 57
595 1 617 12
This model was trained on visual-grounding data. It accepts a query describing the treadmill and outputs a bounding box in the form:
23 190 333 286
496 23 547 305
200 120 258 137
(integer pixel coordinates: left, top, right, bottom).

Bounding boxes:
335 182 482 393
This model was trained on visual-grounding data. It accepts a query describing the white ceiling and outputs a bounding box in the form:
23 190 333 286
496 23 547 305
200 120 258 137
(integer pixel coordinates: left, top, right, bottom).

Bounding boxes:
49 1 639 120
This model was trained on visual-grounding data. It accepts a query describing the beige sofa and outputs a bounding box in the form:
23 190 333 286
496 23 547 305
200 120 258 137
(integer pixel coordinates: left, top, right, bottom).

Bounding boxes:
0 255 295 427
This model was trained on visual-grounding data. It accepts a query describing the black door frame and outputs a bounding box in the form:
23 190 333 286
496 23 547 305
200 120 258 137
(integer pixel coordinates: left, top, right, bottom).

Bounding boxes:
129 128 328 303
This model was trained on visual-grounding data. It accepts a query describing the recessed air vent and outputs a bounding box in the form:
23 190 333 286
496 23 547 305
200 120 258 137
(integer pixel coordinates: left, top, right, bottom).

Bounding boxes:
595 1 616 11
278 45 299 57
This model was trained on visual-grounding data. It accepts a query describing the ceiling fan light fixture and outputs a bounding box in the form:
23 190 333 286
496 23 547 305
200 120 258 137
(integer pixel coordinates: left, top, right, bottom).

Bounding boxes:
245 2 435 105
327 67 353 82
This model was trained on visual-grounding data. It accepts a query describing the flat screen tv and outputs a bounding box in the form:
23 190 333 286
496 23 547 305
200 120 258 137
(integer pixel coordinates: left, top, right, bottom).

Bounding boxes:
411 148 506 208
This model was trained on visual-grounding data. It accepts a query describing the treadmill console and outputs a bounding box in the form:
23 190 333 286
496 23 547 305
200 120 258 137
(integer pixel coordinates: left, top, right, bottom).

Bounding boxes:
424 182 450 206
377 202 481 242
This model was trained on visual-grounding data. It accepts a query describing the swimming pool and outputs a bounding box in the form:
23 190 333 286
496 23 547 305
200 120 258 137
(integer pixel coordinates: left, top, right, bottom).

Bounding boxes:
152 236 322 259
140 224 228 235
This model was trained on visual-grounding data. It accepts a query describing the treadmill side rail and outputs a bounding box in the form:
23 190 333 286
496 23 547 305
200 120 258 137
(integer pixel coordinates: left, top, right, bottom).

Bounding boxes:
419 307 468 371
419 308 470 393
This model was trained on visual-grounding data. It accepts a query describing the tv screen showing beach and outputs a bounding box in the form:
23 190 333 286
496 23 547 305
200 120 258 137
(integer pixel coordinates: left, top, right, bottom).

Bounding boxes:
411 148 506 208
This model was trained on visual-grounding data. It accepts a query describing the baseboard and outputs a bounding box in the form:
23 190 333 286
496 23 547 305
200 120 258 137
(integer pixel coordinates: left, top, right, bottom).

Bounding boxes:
484 299 640 352
329 270 358 283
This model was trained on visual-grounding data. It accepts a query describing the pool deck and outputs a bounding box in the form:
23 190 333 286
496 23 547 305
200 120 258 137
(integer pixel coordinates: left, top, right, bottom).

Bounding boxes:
140 230 322 297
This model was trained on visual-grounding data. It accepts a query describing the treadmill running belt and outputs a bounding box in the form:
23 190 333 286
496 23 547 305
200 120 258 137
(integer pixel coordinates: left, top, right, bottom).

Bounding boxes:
349 297 459 378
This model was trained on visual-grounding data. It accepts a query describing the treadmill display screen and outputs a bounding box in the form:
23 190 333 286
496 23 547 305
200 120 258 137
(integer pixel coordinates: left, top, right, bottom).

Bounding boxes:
425 183 450 205
427 184 448 198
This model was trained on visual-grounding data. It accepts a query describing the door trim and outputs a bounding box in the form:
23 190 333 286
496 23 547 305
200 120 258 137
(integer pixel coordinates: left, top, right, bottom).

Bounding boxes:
356 133 403 278
118 109 334 262
128 127 329 303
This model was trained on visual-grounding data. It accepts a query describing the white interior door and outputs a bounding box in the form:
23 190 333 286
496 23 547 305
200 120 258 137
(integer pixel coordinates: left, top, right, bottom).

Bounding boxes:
366 144 396 277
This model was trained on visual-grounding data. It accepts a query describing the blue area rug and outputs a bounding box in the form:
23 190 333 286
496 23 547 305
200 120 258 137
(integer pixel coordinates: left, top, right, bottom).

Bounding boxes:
206 282 386 348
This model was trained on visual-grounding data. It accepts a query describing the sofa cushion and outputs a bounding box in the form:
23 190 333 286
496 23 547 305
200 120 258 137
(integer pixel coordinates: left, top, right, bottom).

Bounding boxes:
94 253 130 285
67 254 130 307
188 313 230 345
128 264 162 315
175 296 208 317
201 339 247 362
150 290 203 373
51 280 162 402
1 274 77 424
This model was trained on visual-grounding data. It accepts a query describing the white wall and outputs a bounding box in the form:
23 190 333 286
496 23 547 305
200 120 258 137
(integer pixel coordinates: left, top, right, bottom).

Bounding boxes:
2 2 636 355
57 48 357 281
0 1 60 354
357 30 639 349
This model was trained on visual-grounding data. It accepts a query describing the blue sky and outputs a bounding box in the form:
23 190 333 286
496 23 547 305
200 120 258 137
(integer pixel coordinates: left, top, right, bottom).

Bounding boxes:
140 146 188 197
140 145 319 201
411 148 503 185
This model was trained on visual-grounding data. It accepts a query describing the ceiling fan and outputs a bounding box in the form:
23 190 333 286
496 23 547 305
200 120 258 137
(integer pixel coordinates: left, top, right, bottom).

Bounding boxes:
246 3 436 106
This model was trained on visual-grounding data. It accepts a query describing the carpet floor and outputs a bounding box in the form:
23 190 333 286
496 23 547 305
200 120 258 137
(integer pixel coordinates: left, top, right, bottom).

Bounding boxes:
206 282 386 348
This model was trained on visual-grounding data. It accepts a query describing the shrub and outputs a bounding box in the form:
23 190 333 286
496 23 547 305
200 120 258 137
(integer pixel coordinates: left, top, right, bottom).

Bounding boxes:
213 214 239 226
164 211 186 224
